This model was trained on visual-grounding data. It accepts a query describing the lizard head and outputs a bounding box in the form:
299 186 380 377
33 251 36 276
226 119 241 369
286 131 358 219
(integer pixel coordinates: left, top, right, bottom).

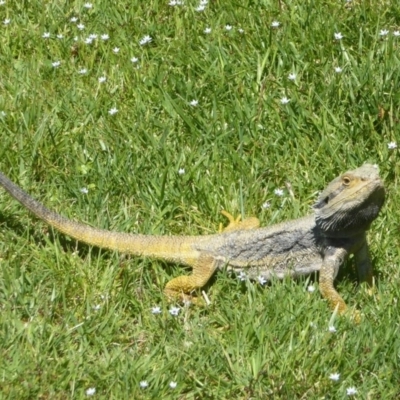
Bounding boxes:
313 164 385 237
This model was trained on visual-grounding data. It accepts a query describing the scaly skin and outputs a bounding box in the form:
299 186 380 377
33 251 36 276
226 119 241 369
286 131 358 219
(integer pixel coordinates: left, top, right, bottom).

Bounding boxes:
0 164 385 316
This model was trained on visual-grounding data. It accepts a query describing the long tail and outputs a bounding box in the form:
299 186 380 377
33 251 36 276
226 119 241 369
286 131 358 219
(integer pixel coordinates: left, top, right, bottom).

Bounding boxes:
0 171 200 264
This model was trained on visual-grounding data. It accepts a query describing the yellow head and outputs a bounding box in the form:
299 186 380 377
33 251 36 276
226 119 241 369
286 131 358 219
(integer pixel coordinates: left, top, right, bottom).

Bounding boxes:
314 164 385 236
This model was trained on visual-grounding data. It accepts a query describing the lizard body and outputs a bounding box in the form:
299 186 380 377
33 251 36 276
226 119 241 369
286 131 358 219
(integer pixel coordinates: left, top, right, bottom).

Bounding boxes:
0 164 385 315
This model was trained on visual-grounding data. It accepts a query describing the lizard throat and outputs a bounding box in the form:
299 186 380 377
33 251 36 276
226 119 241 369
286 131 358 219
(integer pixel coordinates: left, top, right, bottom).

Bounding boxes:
315 185 385 236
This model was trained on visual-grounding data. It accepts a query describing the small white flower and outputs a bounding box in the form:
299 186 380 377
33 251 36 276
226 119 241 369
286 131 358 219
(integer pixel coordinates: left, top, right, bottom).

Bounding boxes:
329 373 340 381
139 381 149 388
334 32 343 40
274 188 284 196
86 387 96 396
380 29 389 36
309 322 317 328
307 285 316 292
238 271 247 281
93 304 101 311
195 5 206 11
42 32 51 38
0 1 6 5
346 387 357 396
139 35 152 45
388 141 397 149
77 23 85 30
0 111 6 117
70 17 78 23
334 67 343 73
113 47 120 53
80 187 89 194
204 27 212 34
225 25 233 31
57 34 64 39
262 201 271 209
108 107 118 115
73 36 78 41
83 2 93 8
288 73 296 80
98 76 106 83
280 97 290 104
89 33 98 39
328 325 337 333
394 31 400 37
3 18 10 25
271 21 280 27
189 99 198 106
178 168 185 175
169 0 177 5
131 57 139 63
169 381 177 389
151 306 161 314
84 37 94 44
52 61 61 68
169 306 180 316
200 0 208 4
257 276 267 285
238 28 244 33
101 33 109 40
78 68 88 74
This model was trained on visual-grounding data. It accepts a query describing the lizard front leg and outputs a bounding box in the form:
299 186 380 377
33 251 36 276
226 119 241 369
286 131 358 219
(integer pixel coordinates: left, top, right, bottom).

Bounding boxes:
353 239 373 285
354 238 377 303
164 254 218 302
319 247 348 315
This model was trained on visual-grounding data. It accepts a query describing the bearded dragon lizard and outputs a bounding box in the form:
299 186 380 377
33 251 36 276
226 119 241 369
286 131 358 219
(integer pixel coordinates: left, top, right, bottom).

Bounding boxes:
0 164 385 316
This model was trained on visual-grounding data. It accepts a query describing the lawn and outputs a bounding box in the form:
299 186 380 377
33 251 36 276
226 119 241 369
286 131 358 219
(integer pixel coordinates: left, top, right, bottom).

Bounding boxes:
0 0 400 398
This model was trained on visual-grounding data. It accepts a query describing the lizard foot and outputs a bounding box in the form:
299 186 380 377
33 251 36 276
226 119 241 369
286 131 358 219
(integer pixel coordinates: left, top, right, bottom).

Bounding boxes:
163 255 217 306
330 302 362 324
163 288 205 306
362 284 378 298
219 210 260 233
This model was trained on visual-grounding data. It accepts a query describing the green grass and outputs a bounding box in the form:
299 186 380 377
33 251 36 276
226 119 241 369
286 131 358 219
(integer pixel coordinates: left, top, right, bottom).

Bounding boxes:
0 0 400 398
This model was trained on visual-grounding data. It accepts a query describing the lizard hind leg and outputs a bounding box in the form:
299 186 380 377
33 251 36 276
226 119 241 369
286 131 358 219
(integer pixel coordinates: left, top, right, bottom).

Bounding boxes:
164 255 218 304
220 210 260 233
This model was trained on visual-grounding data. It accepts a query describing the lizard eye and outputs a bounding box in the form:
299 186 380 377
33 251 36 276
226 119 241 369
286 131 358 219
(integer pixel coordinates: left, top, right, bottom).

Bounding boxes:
342 176 351 186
